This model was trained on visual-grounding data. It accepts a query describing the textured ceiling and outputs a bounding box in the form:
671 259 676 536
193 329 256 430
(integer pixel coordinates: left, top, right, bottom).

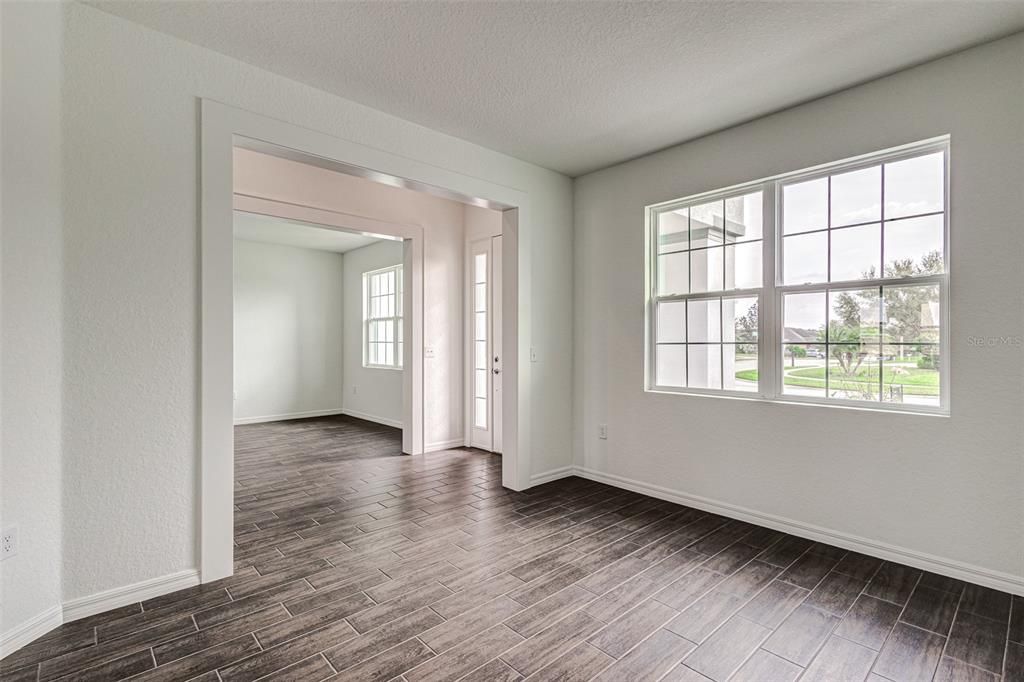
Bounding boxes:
92 1 1024 176
233 212 386 253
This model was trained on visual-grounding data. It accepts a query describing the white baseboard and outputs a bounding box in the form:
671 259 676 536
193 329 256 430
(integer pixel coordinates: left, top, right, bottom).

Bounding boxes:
530 466 575 486
425 438 466 453
340 409 403 430
62 569 201 624
1 569 201 660
573 465 1024 597
0 604 62 660
234 408 345 425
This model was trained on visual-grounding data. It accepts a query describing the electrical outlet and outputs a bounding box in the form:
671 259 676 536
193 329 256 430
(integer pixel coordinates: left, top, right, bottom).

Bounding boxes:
352 386 358 395
598 424 608 440
530 347 538 362
424 348 436 359
233 390 238 401
1 526 18 560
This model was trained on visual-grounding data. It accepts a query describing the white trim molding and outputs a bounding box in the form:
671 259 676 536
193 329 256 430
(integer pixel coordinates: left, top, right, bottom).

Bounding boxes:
572 466 1024 597
0 604 62 660
1 569 202 660
530 466 575 486
62 569 201 624
424 438 466 453
340 409 403 430
234 408 345 426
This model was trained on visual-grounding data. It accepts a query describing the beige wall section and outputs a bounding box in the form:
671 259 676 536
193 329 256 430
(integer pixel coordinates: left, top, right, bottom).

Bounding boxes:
341 241 406 428
234 148 466 449
0 0 65 644
573 35 1024 587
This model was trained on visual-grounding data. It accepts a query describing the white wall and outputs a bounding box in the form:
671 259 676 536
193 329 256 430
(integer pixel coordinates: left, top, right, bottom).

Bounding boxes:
233 240 345 423
234 149 469 449
59 1 570 603
0 0 65 647
574 35 1024 589
341 241 405 427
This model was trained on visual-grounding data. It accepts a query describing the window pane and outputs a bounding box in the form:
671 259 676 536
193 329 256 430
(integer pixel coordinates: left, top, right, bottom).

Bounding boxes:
475 397 487 428
725 241 761 291
885 152 943 219
781 344 827 398
655 344 686 387
475 253 486 284
384 344 394 366
475 340 487 370
687 299 721 342
657 209 689 254
383 320 394 343
783 292 825 342
475 312 486 340
690 247 724 293
656 301 685 343
723 296 758 343
397 342 403 367
782 231 827 284
690 200 725 245
883 283 940 344
724 344 758 392
831 165 881 227
371 274 380 296
657 252 689 295
475 283 486 312
830 224 881 282
688 344 722 389
828 344 881 402
783 177 827 234
828 288 881 344
883 214 943 276
724 191 762 243
881 344 940 407
475 369 487 398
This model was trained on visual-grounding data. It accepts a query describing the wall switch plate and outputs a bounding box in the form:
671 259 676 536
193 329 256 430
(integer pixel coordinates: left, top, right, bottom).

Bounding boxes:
1 526 18 560
598 424 608 440
530 347 538 362
352 386 358 395
233 390 238 401
424 348 436 358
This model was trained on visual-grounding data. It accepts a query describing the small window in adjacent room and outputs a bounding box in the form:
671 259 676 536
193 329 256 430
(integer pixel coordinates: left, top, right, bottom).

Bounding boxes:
363 264 403 369
647 138 948 413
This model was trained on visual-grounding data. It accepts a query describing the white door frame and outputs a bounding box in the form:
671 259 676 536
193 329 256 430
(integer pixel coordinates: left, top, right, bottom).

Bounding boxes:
200 100 530 583
466 236 504 453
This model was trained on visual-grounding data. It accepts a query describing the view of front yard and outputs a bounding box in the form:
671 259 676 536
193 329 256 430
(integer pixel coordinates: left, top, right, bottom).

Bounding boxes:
736 360 940 397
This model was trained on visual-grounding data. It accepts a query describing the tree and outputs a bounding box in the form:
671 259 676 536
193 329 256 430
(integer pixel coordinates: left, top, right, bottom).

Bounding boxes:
785 344 806 368
818 249 942 399
735 300 758 354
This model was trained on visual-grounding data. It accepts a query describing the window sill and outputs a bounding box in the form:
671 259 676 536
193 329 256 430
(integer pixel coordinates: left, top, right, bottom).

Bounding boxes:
645 387 949 417
363 364 404 371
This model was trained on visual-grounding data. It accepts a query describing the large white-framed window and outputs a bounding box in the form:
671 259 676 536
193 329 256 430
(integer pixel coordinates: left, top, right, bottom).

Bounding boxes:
646 137 949 414
363 264 403 369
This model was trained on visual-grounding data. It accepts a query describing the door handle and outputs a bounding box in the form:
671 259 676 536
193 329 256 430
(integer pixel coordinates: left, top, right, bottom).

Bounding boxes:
492 368 500 374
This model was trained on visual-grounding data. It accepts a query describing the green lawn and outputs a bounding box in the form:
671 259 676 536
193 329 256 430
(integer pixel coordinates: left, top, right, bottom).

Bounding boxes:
736 364 939 396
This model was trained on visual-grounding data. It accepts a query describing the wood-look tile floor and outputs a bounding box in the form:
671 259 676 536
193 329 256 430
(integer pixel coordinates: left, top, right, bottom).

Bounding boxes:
3 414 1022 682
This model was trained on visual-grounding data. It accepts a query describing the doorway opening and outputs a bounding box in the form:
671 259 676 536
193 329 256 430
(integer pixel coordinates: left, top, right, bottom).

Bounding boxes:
201 100 527 582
